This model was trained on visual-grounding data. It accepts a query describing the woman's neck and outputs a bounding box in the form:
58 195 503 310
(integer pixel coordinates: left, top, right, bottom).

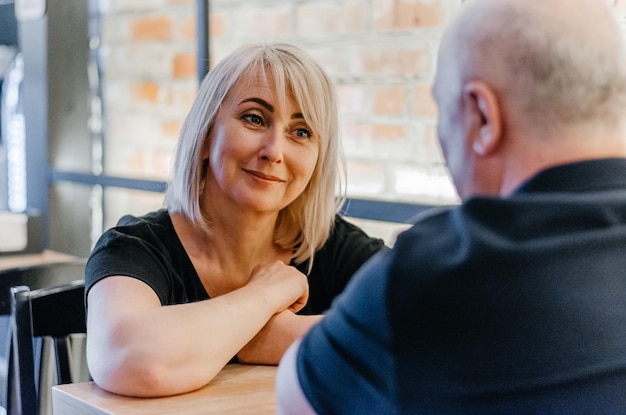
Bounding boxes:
169 209 291 296
208 207 279 258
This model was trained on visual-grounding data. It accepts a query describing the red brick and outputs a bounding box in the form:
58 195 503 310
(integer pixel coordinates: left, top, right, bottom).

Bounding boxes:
131 15 173 41
132 82 160 103
373 85 407 116
422 124 444 161
173 53 197 79
223 7 292 37
209 12 225 38
162 120 183 141
376 0 446 31
361 48 429 77
297 2 366 36
373 124 407 140
181 16 196 41
413 83 438 118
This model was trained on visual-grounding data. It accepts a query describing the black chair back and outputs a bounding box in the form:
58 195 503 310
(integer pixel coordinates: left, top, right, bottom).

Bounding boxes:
0 261 87 315
10 280 86 415
0 260 86 414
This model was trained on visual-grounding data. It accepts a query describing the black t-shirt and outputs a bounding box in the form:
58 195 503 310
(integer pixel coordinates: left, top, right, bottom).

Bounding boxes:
85 209 388 315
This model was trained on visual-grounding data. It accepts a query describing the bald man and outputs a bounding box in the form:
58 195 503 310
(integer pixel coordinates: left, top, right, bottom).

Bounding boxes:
276 0 626 413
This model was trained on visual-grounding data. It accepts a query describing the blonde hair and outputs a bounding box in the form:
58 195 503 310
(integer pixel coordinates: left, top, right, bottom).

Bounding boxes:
163 43 345 270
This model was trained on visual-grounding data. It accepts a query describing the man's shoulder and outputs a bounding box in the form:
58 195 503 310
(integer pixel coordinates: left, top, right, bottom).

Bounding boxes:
395 204 462 247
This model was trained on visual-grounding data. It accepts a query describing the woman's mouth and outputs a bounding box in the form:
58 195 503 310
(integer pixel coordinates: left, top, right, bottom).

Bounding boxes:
244 169 285 182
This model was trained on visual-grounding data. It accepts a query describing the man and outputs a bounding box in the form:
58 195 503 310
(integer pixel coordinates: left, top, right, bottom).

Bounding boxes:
276 0 626 412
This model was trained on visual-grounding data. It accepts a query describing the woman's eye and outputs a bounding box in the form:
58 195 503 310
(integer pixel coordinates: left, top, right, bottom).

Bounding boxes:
243 113 264 126
295 128 312 139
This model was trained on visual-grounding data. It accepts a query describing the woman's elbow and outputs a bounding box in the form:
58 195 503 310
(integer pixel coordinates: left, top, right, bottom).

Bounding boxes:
87 343 185 397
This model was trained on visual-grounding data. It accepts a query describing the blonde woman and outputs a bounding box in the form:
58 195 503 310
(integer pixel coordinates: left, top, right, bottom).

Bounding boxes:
85 43 387 397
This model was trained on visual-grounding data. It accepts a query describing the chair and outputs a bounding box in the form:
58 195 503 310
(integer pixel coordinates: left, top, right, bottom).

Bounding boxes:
10 280 86 415
0 260 86 414
0 261 87 316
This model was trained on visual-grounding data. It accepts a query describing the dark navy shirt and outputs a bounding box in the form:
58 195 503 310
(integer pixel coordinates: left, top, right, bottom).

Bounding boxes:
298 158 626 414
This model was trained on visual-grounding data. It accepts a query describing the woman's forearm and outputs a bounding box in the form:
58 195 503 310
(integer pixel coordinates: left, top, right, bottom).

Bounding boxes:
88 280 284 397
237 312 323 364
88 262 309 397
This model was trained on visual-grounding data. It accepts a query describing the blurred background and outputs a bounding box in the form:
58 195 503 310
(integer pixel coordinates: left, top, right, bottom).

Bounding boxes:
2 0 626 257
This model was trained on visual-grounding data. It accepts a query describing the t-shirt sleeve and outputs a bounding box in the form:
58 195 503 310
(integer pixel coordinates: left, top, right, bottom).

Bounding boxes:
296 251 396 413
85 223 173 306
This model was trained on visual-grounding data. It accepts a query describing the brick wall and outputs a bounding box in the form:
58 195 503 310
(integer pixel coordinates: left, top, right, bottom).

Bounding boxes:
97 0 626 232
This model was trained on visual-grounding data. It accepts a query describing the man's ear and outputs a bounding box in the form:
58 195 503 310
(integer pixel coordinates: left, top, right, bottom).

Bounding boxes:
462 81 503 156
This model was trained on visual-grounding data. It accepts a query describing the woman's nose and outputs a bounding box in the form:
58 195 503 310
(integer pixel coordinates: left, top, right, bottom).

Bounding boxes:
258 128 284 163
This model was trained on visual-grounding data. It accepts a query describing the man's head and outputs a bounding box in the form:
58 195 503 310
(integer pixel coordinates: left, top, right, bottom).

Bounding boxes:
433 0 626 199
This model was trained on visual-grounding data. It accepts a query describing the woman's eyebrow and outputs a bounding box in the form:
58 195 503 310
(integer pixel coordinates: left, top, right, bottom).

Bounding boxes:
240 98 305 121
240 97 274 112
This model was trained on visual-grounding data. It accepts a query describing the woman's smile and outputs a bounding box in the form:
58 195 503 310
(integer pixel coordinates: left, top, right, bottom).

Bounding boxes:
243 168 286 183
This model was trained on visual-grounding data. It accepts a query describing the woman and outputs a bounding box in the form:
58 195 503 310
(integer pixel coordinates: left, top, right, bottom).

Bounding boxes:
85 43 387 397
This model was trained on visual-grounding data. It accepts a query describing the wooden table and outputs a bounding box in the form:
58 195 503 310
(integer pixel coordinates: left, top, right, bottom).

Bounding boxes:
52 364 277 415
0 250 76 271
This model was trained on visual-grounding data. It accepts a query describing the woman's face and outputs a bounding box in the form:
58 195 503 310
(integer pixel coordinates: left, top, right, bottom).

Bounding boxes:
202 70 320 216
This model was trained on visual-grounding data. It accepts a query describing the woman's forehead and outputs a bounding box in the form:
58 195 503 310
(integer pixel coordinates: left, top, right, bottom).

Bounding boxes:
227 68 302 111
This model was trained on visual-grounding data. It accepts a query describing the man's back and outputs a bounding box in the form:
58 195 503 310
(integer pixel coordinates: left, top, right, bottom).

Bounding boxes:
390 159 626 412
294 159 626 413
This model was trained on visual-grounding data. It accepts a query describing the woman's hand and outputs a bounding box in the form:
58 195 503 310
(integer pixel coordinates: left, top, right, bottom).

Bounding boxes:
234 262 317 364
246 260 309 314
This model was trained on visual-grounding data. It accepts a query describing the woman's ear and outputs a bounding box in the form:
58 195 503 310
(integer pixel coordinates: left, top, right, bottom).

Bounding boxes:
462 81 503 157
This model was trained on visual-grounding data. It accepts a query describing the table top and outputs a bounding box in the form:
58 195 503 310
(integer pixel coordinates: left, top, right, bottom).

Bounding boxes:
0 250 84 315
52 364 277 415
0 250 76 271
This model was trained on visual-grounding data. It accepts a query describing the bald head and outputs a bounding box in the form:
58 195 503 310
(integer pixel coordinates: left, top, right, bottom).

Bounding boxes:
441 0 626 134
433 0 626 198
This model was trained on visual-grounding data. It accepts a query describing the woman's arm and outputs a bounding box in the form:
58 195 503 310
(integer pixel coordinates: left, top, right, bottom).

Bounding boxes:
86 261 307 397
237 311 323 364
